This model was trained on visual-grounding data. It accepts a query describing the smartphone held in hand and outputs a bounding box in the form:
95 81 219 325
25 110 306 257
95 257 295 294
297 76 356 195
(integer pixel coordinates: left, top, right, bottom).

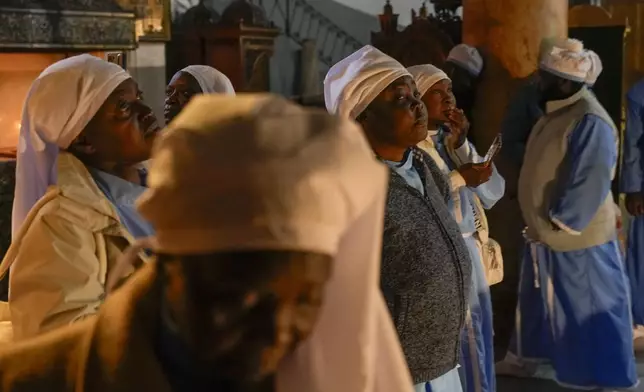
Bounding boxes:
482 135 502 167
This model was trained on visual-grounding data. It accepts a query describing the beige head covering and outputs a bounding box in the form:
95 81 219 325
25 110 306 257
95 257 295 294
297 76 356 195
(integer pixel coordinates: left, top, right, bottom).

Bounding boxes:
540 38 597 83
323 45 411 119
407 64 450 96
179 65 235 95
134 94 413 391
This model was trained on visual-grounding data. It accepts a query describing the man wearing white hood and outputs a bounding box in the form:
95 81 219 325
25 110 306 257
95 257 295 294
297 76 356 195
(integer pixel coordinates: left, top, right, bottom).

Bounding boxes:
507 39 637 389
325 45 472 391
408 64 505 392
0 94 413 392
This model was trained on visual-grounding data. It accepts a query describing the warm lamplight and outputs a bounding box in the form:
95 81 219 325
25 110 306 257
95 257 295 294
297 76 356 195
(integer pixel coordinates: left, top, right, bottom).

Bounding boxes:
0 54 68 156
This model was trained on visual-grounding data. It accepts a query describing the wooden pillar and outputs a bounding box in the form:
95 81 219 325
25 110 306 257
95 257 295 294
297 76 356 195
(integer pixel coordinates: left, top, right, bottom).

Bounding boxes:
463 0 568 149
462 0 568 358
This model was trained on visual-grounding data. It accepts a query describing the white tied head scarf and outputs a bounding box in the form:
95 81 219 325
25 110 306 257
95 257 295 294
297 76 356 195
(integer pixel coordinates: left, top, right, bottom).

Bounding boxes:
447 44 483 77
323 45 411 119
133 94 413 391
540 38 599 83
12 54 130 237
180 65 236 95
407 64 450 97
585 50 603 86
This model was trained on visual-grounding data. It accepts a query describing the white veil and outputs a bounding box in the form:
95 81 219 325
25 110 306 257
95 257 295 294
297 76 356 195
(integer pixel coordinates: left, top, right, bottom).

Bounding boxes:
180 65 236 95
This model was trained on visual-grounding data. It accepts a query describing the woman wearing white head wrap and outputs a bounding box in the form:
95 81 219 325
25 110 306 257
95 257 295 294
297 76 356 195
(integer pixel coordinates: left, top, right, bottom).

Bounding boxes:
0 54 161 340
0 94 413 392
501 39 638 389
164 65 235 124
326 46 473 392
409 64 506 392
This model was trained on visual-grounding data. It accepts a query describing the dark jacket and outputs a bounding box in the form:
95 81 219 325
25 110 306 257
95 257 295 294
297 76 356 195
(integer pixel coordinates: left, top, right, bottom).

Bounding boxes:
380 147 471 384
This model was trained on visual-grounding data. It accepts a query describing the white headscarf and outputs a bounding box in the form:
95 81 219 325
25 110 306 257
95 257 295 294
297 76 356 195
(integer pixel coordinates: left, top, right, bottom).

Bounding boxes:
447 44 483 77
12 54 130 237
180 65 236 95
324 45 411 119
134 94 413 392
540 38 597 83
407 64 450 96
407 64 451 171
585 50 603 86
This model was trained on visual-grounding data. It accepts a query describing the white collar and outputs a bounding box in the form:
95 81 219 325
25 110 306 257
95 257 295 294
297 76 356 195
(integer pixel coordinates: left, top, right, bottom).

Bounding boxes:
426 129 439 137
545 87 587 114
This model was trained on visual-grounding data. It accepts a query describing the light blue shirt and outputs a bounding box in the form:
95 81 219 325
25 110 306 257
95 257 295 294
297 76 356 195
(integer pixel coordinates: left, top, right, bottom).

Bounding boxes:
89 168 154 239
550 114 616 232
383 149 425 196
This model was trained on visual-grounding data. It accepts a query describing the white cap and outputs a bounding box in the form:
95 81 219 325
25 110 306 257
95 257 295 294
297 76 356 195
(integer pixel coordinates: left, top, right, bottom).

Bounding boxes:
539 38 597 83
324 45 411 119
585 50 603 86
447 44 483 77
407 64 451 96
179 65 236 95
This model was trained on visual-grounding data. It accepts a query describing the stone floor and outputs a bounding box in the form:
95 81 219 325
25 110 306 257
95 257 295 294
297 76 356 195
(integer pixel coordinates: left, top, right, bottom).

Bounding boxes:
497 342 644 392
497 377 644 392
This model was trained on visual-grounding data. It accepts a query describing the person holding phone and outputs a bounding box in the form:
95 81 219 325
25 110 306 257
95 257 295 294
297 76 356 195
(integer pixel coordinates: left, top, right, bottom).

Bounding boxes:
408 64 505 392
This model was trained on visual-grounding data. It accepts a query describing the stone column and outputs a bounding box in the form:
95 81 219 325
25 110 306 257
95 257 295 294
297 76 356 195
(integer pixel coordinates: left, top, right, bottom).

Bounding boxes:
462 0 568 357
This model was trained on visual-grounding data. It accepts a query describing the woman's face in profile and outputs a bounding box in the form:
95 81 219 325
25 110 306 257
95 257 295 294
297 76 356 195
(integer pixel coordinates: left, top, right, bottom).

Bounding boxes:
164 71 202 125
76 78 161 166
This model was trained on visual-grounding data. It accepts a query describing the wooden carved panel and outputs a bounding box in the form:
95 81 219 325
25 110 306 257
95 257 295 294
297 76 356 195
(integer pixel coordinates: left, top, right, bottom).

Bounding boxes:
246 50 270 92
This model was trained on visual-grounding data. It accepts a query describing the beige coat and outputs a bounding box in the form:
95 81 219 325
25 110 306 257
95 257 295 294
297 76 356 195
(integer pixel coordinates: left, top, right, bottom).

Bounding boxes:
0 262 173 392
0 152 144 341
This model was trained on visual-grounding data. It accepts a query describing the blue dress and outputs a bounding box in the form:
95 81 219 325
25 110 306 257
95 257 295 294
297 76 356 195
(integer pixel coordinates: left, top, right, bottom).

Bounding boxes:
510 115 638 389
421 129 505 392
622 80 644 327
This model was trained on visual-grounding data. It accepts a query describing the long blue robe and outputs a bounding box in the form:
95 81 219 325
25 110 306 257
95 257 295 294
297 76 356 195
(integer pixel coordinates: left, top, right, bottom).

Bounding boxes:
622 80 644 326
510 115 638 389
428 129 505 392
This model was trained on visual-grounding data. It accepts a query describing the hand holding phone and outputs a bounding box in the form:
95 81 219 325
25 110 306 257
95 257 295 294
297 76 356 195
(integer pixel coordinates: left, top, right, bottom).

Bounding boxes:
482 135 502 167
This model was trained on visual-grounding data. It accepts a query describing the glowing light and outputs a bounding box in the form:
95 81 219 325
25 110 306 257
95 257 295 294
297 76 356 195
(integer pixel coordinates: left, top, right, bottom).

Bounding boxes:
14 122 20 131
